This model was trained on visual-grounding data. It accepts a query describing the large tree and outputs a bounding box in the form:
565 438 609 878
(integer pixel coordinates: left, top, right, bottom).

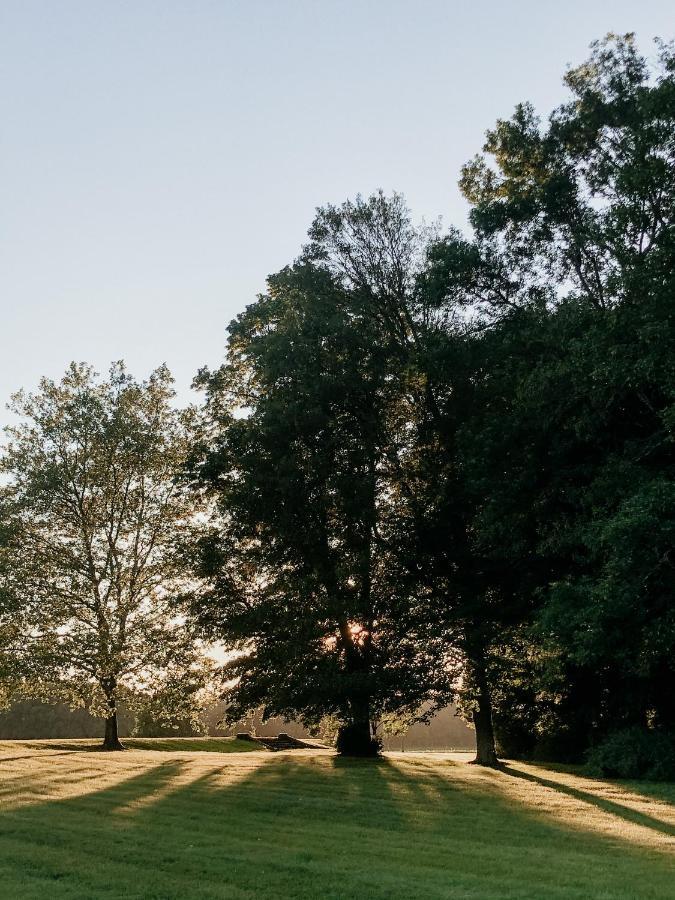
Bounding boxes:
1 362 204 749
190 263 454 755
453 34 675 763
196 191 515 765
301 193 511 764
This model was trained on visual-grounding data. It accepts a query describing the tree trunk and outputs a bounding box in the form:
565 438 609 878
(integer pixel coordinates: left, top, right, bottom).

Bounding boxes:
335 614 379 757
336 697 379 757
472 684 498 766
101 677 125 751
467 634 499 767
102 710 125 751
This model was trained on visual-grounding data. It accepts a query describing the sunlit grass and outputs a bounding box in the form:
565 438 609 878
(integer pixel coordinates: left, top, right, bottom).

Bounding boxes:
0 736 259 754
120 736 261 753
0 744 673 898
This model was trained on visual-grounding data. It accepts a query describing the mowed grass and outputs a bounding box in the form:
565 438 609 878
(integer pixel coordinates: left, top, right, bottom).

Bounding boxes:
123 737 260 753
0 743 673 899
2 737 261 754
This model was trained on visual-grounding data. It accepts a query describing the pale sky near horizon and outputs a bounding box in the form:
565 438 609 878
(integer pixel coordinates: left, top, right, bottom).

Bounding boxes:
1 1 673 429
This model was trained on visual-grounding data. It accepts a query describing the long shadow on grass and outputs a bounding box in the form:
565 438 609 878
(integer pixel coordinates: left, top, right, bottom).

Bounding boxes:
0 746 104 761
0 758 187 812
1 754 674 899
501 764 675 839
523 760 675 806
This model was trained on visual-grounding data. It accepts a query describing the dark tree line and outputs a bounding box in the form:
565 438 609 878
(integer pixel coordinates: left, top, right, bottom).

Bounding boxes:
188 35 675 774
1 35 673 772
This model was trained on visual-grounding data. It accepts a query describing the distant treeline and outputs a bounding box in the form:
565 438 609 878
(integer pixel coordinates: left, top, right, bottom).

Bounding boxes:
0 702 474 751
1 34 673 777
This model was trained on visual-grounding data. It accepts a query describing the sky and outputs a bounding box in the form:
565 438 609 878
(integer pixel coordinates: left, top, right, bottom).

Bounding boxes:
1 1 673 428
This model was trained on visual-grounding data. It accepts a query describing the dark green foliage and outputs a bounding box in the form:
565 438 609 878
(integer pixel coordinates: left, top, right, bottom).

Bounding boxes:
452 34 675 764
585 728 675 781
190 262 453 754
180 34 675 773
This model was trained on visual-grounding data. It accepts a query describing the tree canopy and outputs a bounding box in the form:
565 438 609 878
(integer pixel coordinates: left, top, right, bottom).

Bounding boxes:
189 33 675 770
0 363 207 749
1 34 673 773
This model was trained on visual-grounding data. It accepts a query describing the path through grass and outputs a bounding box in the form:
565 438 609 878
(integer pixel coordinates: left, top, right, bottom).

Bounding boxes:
0 743 673 898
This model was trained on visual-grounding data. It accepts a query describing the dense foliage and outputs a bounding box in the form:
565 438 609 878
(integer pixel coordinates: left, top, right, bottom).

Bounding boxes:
190 262 455 755
190 34 675 770
0 363 209 748
455 33 675 769
1 34 673 771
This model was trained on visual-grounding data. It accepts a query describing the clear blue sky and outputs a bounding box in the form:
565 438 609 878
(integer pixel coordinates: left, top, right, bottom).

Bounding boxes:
1 1 673 425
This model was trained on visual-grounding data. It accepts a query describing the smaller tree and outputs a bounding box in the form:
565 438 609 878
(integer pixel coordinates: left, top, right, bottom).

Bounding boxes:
1 362 204 749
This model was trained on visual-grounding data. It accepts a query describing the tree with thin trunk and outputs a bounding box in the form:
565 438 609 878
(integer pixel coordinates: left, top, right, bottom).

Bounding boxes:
1 362 201 749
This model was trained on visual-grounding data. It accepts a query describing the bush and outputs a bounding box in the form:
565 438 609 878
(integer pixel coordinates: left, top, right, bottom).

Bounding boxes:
585 727 675 781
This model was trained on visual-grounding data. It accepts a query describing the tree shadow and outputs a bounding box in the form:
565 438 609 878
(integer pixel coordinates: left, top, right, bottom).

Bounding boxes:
500 763 675 839
329 755 435 819
19 741 108 753
0 753 45 763
522 759 675 806
1 753 674 899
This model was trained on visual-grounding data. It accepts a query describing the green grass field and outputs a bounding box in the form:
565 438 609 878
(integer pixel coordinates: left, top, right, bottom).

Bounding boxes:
5 737 261 754
0 741 673 899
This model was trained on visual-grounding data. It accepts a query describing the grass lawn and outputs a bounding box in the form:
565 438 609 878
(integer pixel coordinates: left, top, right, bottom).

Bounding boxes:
1 737 262 754
0 743 673 899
